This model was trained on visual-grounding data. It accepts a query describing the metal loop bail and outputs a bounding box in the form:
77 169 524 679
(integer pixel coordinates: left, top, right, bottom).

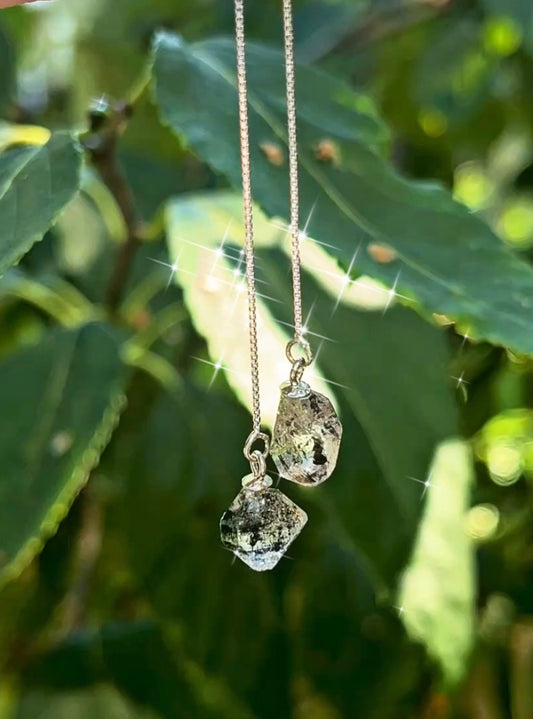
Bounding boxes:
249 450 267 479
243 430 270 465
286 338 313 368
289 357 306 387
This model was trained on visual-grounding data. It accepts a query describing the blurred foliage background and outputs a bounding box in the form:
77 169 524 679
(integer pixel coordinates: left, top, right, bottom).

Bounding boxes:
2 0 533 717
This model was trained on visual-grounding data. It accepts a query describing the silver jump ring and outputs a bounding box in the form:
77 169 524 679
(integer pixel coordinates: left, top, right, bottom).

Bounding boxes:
286 338 312 368
249 450 267 479
243 430 270 463
289 357 306 387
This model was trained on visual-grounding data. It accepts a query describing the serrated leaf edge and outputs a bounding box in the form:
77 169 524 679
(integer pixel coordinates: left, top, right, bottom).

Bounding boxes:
0 391 127 590
0 133 83 278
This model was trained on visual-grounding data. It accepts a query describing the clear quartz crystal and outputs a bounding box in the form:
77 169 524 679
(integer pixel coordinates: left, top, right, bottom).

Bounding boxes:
271 381 342 486
220 477 307 571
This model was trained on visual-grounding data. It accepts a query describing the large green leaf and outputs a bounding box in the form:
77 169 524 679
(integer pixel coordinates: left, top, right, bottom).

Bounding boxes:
0 323 127 587
165 191 459 586
0 133 81 276
152 33 533 356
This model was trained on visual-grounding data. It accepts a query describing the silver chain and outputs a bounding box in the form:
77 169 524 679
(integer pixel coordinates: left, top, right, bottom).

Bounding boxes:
234 0 310 469
282 0 303 340
234 0 269 469
282 0 313 367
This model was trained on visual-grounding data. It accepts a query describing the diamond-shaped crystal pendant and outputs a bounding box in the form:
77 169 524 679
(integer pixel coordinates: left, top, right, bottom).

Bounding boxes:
220 475 307 571
271 381 342 486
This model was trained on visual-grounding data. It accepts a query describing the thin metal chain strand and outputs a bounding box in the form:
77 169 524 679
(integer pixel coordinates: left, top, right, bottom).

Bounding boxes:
234 0 262 435
282 0 304 341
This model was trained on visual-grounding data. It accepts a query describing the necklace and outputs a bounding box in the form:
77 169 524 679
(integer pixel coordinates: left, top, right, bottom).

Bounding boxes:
270 0 343 486
219 0 308 572
220 0 343 571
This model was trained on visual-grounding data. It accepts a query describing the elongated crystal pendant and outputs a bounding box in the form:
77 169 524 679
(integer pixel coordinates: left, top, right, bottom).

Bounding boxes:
271 381 342 486
220 475 307 571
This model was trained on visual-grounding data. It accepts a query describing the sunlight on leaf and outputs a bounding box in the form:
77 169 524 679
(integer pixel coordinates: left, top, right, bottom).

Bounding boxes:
165 193 334 426
398 440 475 685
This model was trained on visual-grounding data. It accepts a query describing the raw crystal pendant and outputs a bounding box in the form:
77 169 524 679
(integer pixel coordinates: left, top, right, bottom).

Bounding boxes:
271 381 342 486
220 475 307 571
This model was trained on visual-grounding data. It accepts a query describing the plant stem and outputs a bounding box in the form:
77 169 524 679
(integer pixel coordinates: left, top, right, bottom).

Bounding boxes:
84 102 143 314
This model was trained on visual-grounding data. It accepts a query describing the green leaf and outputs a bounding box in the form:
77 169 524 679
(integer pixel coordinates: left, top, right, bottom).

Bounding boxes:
0 323 127 587
152 33 533 356
0 21 15 117
0 268 97 327
151 33 388 156
165 191 459 586
165 193 326 427
398 440 475 685
0 133 82 277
